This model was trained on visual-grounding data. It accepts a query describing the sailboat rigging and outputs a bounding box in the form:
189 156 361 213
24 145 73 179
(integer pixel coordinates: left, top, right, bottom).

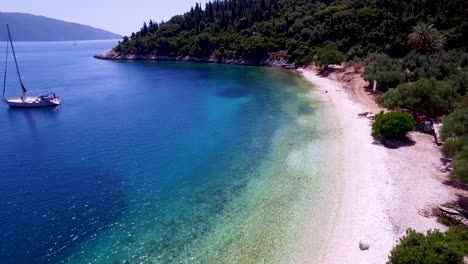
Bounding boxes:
2 24 61 108
2 39 8 99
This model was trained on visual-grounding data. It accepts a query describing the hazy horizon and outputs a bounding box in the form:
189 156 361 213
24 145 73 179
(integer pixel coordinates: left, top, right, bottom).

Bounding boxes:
1 0 210 36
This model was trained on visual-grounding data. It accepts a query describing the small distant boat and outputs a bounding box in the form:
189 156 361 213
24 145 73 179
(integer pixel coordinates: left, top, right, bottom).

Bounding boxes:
2 24 61 108
72 41 77 46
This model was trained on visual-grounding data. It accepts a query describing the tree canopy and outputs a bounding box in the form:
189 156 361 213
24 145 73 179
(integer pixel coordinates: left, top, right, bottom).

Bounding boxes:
408 22 445 54
389 227 468 264
113 0 468 66
440 101 468 182
377 78 459 117
314 45 344 68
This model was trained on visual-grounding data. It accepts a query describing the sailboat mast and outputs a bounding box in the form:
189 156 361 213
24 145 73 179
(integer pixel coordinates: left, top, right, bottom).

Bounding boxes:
6 24 26 99
2 40 8 99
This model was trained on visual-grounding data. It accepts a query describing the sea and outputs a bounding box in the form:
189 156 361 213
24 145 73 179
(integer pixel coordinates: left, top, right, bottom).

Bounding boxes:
0 40 337 263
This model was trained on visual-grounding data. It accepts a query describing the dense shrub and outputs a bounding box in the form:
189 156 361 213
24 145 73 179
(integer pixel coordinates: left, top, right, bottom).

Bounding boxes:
403 51 468 82
348 56 363 73
452 148 468 183
372 112 415 139
377 78 459 117
364 54 407 91
388 227 468 264
441 102 468 182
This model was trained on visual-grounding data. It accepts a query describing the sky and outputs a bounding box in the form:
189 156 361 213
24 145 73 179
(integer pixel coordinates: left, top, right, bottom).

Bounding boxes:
1 0 210 36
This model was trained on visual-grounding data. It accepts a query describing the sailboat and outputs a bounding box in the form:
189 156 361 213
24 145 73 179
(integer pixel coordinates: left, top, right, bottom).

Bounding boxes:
2 24 61 108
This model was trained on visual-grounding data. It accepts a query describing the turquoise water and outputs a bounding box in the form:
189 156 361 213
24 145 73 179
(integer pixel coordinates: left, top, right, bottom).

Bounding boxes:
0 41 335 263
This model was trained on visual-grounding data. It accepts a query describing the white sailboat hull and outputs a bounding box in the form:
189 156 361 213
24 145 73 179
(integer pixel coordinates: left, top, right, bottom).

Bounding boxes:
3 97 60 108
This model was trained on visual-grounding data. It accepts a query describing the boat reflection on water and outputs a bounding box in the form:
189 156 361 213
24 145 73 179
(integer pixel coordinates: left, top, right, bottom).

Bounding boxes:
7 106 60 133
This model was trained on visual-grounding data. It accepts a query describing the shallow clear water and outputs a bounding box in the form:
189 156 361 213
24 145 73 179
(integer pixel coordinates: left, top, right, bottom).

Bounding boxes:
0 41 335 263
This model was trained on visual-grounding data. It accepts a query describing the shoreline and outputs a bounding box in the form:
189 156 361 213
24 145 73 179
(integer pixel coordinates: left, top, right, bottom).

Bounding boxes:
89 55 460 261
299 67 457 263
94 49 296 69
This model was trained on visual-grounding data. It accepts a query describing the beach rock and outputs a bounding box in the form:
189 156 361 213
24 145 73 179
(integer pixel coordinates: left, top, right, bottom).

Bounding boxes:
359 241 370 250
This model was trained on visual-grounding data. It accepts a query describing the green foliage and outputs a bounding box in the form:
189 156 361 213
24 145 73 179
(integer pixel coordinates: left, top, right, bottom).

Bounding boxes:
388 227 468 264
113 0 468 65
348 56 363 73
364 54 406 91
370 51 467 182
452 147 468 183
408 22 445 54
371 111 415 139
291 45 314 66
440 102 468 182
377 78 459 117
403 51 468 82
314 45 344 68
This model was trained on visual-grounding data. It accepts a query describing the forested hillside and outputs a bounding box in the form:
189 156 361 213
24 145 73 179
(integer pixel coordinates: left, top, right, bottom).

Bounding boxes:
114 0 467 65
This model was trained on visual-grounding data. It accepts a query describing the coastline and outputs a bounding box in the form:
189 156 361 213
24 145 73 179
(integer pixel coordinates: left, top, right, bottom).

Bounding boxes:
94 49 296 69
89 52 460 261
299 67 456 263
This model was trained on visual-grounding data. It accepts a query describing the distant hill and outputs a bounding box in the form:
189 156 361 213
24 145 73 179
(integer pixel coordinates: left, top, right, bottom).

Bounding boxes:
0 12 121 41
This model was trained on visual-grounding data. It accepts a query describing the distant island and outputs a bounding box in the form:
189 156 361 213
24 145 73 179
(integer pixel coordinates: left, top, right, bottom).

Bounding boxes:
0 12 121 41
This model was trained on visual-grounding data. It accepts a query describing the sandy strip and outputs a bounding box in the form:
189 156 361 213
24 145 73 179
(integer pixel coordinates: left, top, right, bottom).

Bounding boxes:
299 68 455 263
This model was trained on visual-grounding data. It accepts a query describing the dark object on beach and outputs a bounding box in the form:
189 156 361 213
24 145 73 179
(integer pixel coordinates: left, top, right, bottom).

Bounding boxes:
359 241 370 250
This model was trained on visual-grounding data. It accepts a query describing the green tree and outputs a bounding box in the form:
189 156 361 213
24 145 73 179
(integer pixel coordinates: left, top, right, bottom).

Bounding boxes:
314 45 345 69
388 227 468 264
408 22 445 54
364 53 406 92
440 101 468 182
371 111 415 139
377 78 459 117
348 56 363 73
191 33 216 58
292 45 314 66
241 36 273 64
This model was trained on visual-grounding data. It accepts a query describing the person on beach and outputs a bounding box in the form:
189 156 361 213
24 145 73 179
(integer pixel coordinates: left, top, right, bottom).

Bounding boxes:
429 121 439 145
423 118 439 144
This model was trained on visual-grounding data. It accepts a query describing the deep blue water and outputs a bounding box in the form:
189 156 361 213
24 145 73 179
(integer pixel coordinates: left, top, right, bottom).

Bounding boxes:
0 41 327 263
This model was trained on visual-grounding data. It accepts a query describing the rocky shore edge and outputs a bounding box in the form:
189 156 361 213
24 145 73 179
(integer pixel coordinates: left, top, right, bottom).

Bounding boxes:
94 49 296 69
